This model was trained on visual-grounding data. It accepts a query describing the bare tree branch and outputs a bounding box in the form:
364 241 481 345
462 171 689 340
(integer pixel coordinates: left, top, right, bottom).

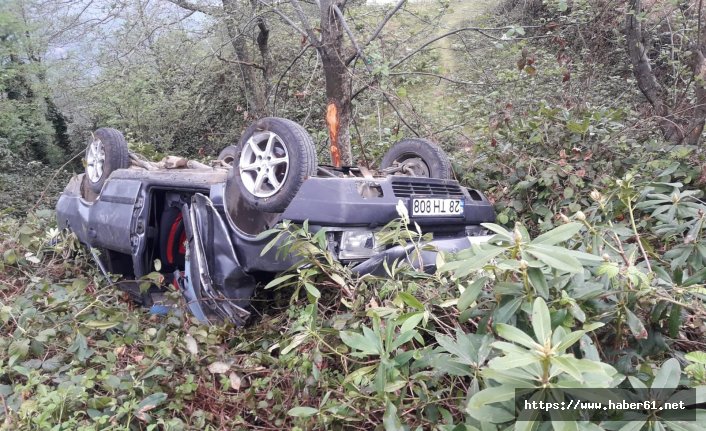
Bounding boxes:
388 71 485 86
289 0 320 46
364 0 406 47
333 7 418 138
272 43 313 114
343 0 406 65
332 5 369 71
391 26 512 70
257 1 308 38
215 54 264 70
166 0 221 16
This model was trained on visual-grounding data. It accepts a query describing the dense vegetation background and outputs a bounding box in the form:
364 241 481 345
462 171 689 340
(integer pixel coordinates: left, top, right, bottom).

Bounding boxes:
1 0 706 429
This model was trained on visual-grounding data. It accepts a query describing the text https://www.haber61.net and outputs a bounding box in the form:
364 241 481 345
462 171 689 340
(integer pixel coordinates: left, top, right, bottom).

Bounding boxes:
514 388 698 422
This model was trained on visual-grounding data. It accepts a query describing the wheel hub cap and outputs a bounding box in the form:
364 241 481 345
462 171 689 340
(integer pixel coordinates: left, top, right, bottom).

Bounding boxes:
86 137 106 183
239 131 290 198
398 157 430 177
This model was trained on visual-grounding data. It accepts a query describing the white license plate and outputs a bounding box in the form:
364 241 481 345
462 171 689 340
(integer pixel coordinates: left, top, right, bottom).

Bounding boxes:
410 198 464 217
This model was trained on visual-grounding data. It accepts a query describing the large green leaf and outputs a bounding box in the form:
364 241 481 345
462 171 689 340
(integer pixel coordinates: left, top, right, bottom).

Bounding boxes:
390 330 416 351
458 277 487 311
287 406 319 417
532 222 582 245
467 386 518 411
482 367 539 386
495 323 540 349
552 355 584 382
134 392 168 421
527 267 549 298
492 341 530 355
340 328 381 356
651 358 681 390
264 273 298 289
480 223 512 240
532 297 552 345
493 296 524 324
466 403 516 423
383 400 404 431
554 330 586 353
625 309 647 340
527 244 584 273
436 330 493 367
440 246 505 277
397 291 424 311
684 352 706 365
489 352 539 370
562 248 603 264
430 354 473 376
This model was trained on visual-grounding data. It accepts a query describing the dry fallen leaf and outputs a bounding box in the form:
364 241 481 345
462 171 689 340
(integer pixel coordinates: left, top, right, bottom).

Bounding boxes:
229 372 242 391
208 361 230 374
184 334 198 356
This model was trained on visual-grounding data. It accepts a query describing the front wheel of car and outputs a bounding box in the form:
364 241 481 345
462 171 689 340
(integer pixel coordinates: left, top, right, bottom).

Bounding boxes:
233 117 317 212
380 138 452 179
85 128 130 194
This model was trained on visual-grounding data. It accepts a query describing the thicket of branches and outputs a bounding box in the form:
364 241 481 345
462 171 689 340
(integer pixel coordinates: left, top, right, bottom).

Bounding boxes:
1 1 706 428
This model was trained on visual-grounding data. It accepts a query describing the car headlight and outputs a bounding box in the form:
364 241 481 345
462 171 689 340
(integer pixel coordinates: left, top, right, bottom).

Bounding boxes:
339 230 378 260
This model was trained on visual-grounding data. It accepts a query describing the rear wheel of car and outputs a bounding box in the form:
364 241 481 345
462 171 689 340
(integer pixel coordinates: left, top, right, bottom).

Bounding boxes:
85 128 130 194
233 117 317 212
380 138 452 179
217 145 238 166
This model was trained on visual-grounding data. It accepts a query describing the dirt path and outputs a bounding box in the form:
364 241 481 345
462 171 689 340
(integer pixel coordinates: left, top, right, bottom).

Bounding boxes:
418 0 496 135
436 0 495 75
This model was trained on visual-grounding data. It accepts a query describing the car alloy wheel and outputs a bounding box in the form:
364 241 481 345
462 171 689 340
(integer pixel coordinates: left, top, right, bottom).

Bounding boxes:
238 131 290 198
86 137 106 183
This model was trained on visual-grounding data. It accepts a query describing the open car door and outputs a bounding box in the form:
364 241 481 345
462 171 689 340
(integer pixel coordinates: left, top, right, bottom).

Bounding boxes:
180 193 256 325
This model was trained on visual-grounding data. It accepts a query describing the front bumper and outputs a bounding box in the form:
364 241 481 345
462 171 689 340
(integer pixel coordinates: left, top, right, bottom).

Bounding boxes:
352 234 494 276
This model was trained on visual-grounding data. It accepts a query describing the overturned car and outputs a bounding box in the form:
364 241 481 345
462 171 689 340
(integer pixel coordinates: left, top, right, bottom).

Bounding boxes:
56 117 495 324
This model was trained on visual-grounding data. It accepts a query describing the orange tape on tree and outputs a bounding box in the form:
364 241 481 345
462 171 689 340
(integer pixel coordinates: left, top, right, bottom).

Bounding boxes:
326 102 341 167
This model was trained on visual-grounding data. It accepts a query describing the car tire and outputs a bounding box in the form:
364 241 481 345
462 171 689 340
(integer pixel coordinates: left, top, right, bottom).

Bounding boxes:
233 117 317 212
217 145 238 166
85 128 130 194
380 138 452 179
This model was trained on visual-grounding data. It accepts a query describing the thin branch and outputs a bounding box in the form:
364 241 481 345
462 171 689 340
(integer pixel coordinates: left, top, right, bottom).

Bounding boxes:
344 0 407 66
699 0 703 39
332 4 416 136
289 0 320 46
388 71 485 86
390 26 512 70
215 54 264 70
272 43 313 113
257 1 308 38
364 0 406 47
166 0 221 16
47 0 95 40
29 148 85 213
332 5 369 72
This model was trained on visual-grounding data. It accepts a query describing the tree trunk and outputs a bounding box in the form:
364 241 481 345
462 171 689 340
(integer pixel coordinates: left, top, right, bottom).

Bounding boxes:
256 18 272 107
319 0 353 167
625 0 683 143
685 11 706 146
686 51 706 145
222 0 267 119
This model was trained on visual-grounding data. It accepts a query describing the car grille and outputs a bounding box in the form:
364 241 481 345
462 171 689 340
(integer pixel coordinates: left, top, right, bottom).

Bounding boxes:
391 179 465 198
